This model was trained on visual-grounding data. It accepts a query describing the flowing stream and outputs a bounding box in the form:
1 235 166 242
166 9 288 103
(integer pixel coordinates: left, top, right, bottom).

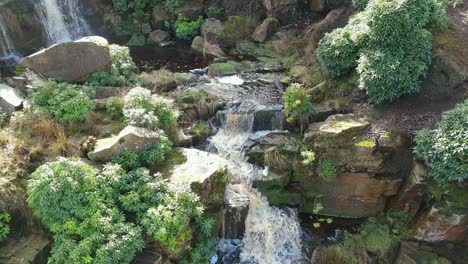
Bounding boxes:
34 0 92 45
198 74 304 264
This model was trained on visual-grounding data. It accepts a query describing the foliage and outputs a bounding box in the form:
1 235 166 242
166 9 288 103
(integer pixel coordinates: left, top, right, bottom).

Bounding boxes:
106 96 125 119
112 0 184 21
316 0 448 104
208 5 224 16
27 159 144 263
352 0 369 10
0 212 11 241
282 83 314 130
111 149 141 171
264 147 289 171
0 111 6 126
318 160 337 180
174 16 204 40
86 44 139 87
123 87 178 131
28 159 212 262
28 82 95 124
414 100 468 185
309 202 333 229
189 123 211 138
301 150 316 167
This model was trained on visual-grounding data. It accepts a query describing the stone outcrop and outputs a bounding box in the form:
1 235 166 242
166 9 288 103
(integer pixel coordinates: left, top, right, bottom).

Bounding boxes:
202 16 257 49
0 84 24 114
0 233 50 264
88 126 161 162
171 0 204 20
148 30 170 45
19 36 112 83
151 5 170 29
414 206 467 243
260 0 298 24
305 113 370 144
252 17 280 42
394 242 452 264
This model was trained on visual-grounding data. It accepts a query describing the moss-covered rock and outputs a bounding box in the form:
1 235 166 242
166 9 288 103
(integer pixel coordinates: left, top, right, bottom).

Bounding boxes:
127 34 146 46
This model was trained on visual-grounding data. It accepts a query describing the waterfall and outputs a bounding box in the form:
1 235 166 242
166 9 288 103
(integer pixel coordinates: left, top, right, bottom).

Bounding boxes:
0 13 16 58
34 0 92 45
200 75 304 263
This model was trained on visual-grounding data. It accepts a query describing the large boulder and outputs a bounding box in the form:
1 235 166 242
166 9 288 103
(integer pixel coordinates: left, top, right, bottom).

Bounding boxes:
305 114 370 145
88 126 161 162
252 17 280 42
148 30 171 45
171 0 204 20
414 206 467 243
0 84 24 114
0 233 50 264
202 16 257 49
19 36 111 83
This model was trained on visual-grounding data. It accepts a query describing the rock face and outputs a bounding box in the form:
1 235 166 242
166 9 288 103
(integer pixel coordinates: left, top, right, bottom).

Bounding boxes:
260 0 297 24
303 173 402 217
171 0 204 20
394 242 452 264
19 36 112 83
414 207 467 243
88 126 161 162
0 84 24 114
252 17 280 42
305 114 370 144
202 16 257 49
151 5 170 29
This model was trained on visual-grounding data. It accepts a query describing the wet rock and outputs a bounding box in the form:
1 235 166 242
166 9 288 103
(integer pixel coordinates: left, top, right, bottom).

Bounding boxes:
253 109 285 131
0 84 24 114
208 61 255 76
191 35 204 52
5 77 28 94
305 114 370 145
260 0 298 24
302 173 402 217
252 17 280 43
414 206 466 243
151 5 170 29
170 148 228 201
88 126 162 162
224 184 250 238
148 30 170 45
19 36 111 83
0 233 50 264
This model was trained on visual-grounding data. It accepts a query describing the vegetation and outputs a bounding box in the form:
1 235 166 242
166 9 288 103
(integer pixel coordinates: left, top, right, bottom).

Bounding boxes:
318 160 337 180
282 83 314 131
174 16 204 40
27 159 212 262
106 96 125 119
310 202 333 228
112 0 184 20
316 0 448 104
86 44 139 87
301 150 316 167
0 212 11 241
414 100 467 185
27 82 95 124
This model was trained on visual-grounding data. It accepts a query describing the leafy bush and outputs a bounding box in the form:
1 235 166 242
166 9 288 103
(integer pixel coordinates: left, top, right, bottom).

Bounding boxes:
86 44 138 87
0 212 11 241
112 0 184 20
352 0 369 10
106 96 125 119
140 136 173 166
414 100 468 185
27 159 144 263
316 0 448 104
123 87 178 131
28 82 95 123
174 16 204 40
282 83 314 130
318 160 337 180
111 149 141 171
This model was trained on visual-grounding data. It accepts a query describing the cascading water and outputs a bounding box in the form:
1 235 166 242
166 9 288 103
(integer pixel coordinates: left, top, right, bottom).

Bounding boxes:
34 0 92 45
0 13 16 59
198 74 304 263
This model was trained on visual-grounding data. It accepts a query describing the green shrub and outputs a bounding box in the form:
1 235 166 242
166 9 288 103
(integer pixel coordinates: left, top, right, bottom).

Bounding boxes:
282 83 314 130
86 44 138 87
0 212 11 241
28 82 95 123
352 0 369 10
174 16 204 40
208 5 224 16
106 96 125 119
0 111 7 126
316 0 448 104
139 136 173 166
414 100 468 185
318 160 337 180
111 149 141 171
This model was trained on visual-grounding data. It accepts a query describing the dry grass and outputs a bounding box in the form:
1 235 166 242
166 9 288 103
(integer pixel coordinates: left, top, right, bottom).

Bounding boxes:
264 147 290 171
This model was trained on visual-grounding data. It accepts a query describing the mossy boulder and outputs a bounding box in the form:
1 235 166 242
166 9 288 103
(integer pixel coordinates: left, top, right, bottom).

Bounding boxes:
202 16 257 49
126 34 146 46
208 60 255 76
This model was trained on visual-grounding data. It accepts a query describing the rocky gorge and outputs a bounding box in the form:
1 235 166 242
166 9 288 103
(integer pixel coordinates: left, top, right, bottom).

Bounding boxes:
0 0 467 263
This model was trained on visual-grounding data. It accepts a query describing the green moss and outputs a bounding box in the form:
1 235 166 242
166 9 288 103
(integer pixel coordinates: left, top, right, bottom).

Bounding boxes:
354 140 375 147
127 34 146 46
258 187 301 206
159 149 187 177
208 61 255 76
427 179 468 214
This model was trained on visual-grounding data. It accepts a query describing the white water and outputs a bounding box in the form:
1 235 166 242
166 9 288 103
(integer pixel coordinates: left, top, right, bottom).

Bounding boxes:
0 13 15 58
34 0 92 45
204 76 303 264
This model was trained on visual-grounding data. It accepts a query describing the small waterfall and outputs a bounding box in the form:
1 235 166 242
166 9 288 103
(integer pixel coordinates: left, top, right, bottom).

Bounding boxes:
201 74 304 263
34 0 92 45
0 13 16 58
